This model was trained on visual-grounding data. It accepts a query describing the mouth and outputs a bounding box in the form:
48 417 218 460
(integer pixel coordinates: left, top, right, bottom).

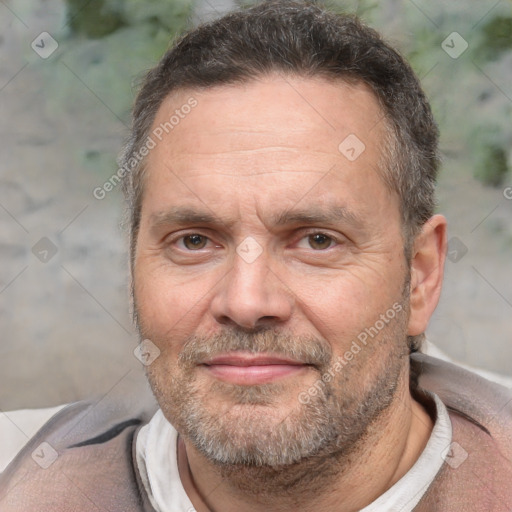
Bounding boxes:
200 352 312 385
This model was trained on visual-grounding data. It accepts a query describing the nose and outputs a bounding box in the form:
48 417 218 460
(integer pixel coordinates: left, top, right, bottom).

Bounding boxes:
210 248 293 331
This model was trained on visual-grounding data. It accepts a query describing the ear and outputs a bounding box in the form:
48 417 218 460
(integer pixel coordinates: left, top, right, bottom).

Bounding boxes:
407 214 447 336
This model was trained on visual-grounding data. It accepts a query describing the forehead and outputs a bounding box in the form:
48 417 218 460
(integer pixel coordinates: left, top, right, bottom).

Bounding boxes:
151 75 386 166
141 74 397 227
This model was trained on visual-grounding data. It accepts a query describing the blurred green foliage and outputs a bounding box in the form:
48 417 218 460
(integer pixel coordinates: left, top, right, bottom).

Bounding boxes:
66 0 126 38
36 0 196 180
53 0 510 186
65 0 196 38
475 15 512 62
476 144 509 187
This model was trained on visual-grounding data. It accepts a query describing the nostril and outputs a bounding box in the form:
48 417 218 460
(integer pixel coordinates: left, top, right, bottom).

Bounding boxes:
214 315 280 332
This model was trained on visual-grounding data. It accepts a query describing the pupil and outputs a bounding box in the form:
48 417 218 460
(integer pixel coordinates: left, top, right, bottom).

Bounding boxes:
186 235 205 249
310 234 330 249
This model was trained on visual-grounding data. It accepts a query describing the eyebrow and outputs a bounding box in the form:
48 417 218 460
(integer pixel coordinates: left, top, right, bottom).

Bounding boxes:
149 208 223 230
271 205 363 229
149 204 364 230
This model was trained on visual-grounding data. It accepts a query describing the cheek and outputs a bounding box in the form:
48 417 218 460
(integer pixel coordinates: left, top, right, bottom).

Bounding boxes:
133 260 217 350
296 269 406 353
298 273 380 324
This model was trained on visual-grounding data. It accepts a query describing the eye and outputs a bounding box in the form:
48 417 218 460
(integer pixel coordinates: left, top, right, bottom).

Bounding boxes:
297 232 337 250
182 234 209 250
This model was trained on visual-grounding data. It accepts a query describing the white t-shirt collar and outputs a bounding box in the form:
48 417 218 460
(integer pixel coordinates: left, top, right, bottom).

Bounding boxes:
136 392 451 512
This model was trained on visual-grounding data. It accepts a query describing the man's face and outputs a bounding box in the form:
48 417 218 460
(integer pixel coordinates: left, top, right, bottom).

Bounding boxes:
134 75 412 467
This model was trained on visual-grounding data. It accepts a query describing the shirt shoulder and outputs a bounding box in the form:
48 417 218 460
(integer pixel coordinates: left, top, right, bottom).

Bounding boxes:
0 387 158 512
0 405 67 473
413 353 512 512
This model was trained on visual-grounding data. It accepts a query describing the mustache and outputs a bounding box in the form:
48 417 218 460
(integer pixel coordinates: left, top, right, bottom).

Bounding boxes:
178 329 333 369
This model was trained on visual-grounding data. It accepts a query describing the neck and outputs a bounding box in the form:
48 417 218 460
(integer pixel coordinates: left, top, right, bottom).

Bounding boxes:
177 369 433 512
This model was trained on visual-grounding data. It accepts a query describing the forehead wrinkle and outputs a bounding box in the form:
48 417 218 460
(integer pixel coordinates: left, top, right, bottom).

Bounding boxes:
179 169 329 178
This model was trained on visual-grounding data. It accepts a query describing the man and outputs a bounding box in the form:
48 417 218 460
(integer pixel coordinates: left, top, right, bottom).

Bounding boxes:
1 1 511 510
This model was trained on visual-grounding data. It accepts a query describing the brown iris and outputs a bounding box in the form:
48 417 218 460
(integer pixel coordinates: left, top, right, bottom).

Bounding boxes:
308 233 332 250
183 234 208 250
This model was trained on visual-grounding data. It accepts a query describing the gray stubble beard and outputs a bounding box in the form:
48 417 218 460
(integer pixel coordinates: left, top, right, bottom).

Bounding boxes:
144 315 410 498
